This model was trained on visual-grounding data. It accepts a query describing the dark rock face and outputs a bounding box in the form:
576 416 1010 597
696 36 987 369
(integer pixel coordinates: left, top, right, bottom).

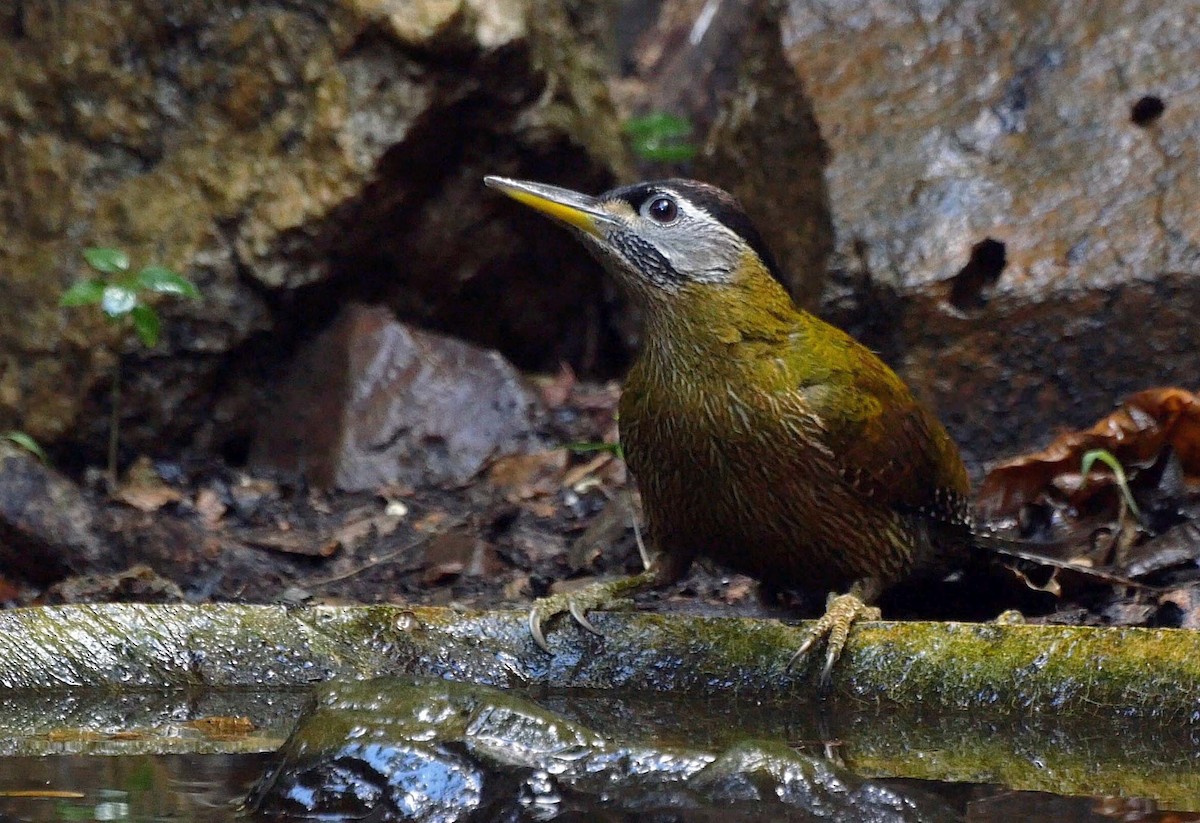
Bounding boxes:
0 0 626 459
615 0 834 309
781 0 1200 465
0 443 110 583
251 304 541 491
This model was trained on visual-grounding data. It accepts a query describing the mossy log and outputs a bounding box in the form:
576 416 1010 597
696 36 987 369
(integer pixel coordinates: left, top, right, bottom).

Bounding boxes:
0 603 1196 717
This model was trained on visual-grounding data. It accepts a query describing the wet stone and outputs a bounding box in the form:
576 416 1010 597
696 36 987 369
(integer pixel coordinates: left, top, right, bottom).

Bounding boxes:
0 442 109 584
251 304 543 491
247 677 957 822
251 741 484 821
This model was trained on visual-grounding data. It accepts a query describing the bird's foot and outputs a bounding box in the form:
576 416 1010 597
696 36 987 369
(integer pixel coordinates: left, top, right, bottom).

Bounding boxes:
786 592 881 686
528 570 657 652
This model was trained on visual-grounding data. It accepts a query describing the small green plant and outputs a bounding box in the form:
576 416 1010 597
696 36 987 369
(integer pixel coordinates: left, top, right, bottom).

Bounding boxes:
60 247 200 485
623 112 697 163
1080 448 1141 521
567 440 625 460
1 430 47 462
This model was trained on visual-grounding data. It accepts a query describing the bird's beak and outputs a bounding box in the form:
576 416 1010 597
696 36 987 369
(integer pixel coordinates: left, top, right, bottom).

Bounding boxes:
484 176 617 238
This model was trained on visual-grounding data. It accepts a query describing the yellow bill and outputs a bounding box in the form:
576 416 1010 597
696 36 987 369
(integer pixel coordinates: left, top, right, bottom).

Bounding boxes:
484 176 616 237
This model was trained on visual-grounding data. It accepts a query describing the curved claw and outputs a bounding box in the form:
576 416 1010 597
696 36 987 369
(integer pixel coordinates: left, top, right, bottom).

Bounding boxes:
568 601 603 637
784 592 881 687
785 634 817 672
523 571 659 654
528 606 553 653
526 593 603 653
821 645 841 690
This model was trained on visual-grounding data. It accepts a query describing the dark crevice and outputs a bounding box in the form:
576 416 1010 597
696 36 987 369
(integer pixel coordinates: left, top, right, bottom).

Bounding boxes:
1130 95 1166 127
948 238 1007 311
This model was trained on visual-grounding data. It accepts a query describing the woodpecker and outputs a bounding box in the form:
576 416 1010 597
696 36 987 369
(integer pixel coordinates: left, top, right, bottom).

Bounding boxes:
483 175 1129 681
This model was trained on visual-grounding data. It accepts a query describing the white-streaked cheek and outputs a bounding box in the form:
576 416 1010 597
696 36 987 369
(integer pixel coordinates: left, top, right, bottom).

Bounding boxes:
654 219 741 283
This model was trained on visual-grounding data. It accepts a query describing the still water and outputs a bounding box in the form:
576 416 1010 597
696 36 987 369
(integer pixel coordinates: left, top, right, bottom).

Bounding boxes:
0 681 1195 822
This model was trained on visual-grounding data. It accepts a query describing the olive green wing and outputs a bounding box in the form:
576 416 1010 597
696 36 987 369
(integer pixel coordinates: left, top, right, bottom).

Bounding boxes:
790 325 970 524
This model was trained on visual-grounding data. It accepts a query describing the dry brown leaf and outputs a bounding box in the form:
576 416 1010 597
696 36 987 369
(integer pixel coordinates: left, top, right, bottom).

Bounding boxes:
332 511 404 552
487 450 568 500
720 576 756 605
561 452 613 490
1159 586 1200 629
0 575 24 602
572 380 622 411
241 528 339 558
977 387 1200 518
1122 522 1200 577
420 530 499 585
524 499 559 519
1008 565 1063 597
413 510 450 533
115 482 184 512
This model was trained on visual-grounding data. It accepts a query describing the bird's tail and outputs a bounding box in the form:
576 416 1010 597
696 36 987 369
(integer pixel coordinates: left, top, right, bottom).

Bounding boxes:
971 530 1154 591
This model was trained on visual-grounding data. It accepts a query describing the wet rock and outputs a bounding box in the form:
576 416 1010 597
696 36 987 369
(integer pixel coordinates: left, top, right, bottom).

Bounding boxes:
691 741 941 819
248 677 957 822
251 304 542 491
0 0 627 459
0 442 110 584
781 0 1200 465
253 741 484 822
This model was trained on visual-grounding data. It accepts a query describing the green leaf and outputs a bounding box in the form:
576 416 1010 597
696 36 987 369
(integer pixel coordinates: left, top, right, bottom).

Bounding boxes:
100 284 138 318
137 266 200 298
632 143 698 163
623 112 693 139
83 247 130 274
1 431 47 463
624 113 697 163
567 440 625 460
59 278 107 307
1080 448 1141 520
130 304 161 347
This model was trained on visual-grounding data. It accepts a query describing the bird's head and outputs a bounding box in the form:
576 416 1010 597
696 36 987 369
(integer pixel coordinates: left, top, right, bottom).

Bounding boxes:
484 176 791 315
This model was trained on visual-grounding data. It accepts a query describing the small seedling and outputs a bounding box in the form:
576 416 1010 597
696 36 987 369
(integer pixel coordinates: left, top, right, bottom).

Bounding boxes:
60 247 200 485
567 440 625 460
1080 448 1141 521
1 431 47 463
624 113 697 163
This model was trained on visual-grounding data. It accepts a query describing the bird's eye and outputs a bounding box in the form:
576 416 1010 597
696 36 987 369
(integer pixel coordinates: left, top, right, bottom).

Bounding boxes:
645 196 678 224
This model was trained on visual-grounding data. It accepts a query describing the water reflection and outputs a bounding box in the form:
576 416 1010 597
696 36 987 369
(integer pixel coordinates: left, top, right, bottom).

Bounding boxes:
0 680 1196 821
0 753 270 822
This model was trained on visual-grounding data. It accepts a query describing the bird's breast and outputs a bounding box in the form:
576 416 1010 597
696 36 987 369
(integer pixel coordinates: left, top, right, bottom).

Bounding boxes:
617 345 937 591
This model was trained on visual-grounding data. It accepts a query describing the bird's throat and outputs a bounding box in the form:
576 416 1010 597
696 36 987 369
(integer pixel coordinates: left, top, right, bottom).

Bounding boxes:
637 277 808 379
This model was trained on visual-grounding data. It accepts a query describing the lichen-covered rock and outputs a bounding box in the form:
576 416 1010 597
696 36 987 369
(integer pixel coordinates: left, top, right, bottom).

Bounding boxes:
0 0 626 458
782 0 1200 464
251 304 541 490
